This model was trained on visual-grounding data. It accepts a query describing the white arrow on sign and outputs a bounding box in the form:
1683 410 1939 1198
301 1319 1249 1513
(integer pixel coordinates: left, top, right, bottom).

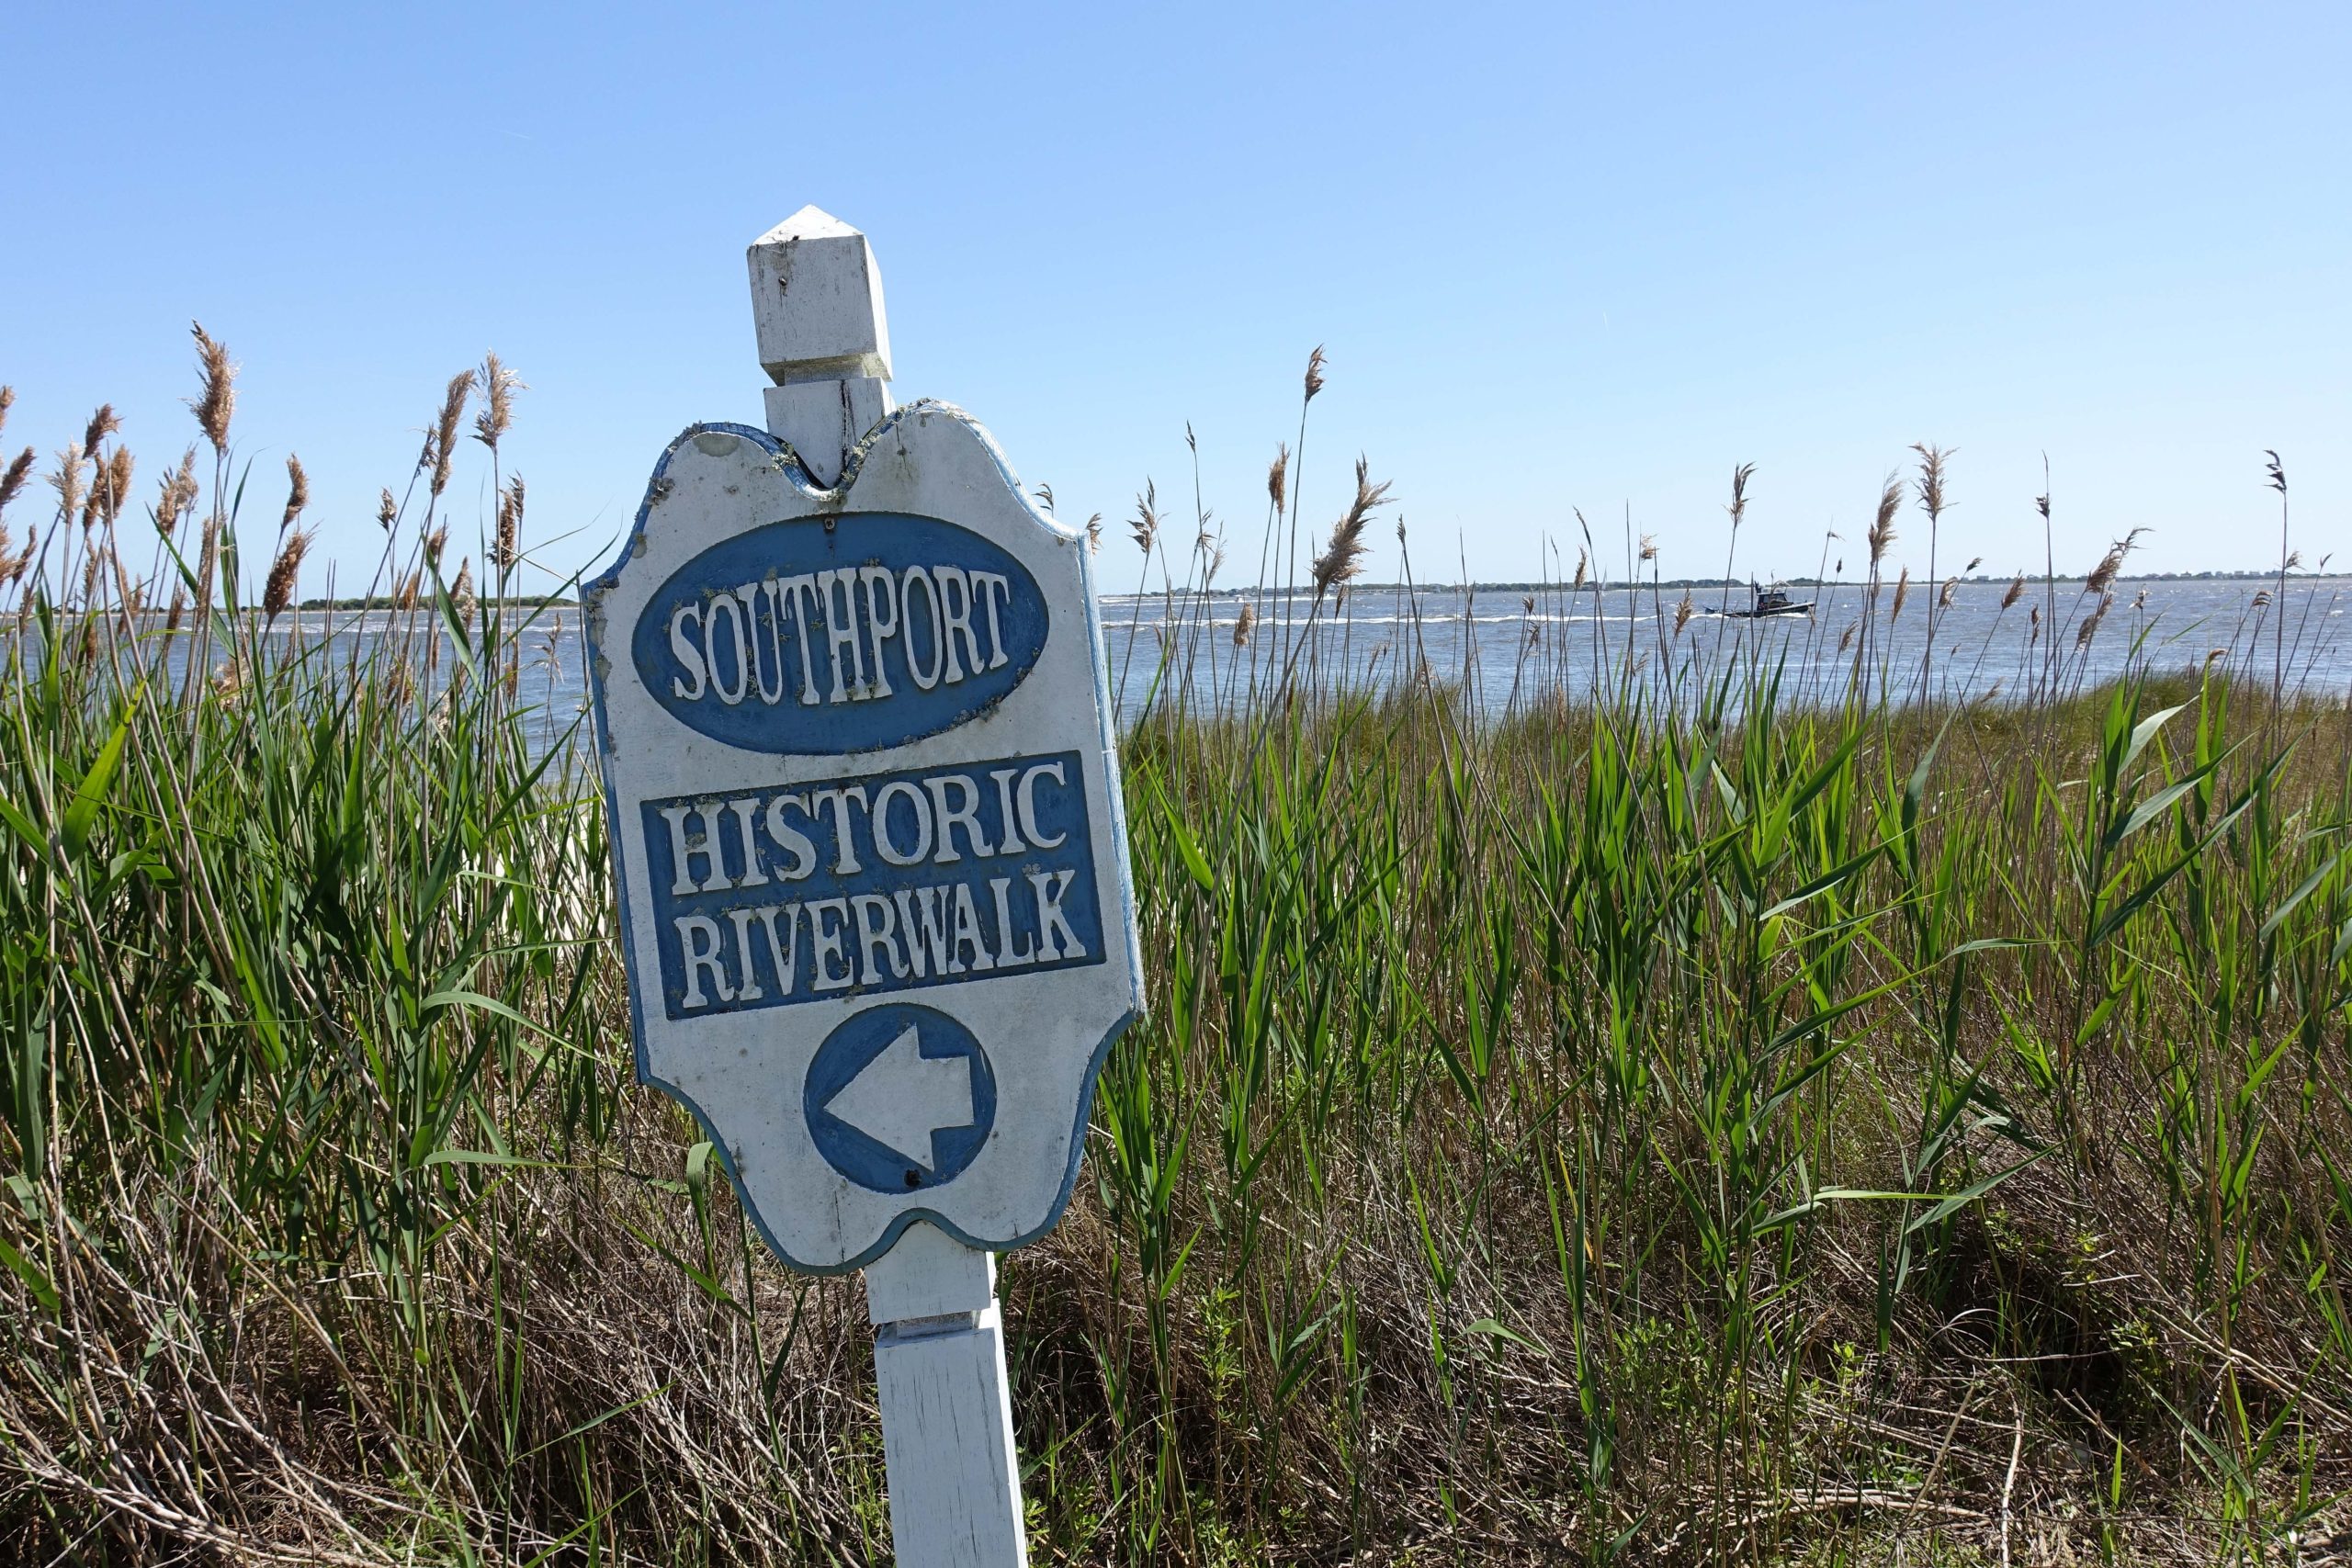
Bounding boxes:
823 1025 975 1173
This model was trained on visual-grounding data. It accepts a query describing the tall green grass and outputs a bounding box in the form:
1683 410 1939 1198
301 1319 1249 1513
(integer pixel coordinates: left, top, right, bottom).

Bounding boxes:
1 351 2347 1565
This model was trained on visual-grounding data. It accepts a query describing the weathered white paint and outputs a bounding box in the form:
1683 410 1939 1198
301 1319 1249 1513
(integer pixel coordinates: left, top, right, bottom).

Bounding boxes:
875 1303 1026 1568
748 207 894 486
865 1219 997 1325
585 411 1141 1268
583 208 1145 1568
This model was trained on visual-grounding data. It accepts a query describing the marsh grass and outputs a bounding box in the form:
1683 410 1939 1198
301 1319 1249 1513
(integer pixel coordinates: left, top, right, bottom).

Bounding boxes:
0 345 2348 1565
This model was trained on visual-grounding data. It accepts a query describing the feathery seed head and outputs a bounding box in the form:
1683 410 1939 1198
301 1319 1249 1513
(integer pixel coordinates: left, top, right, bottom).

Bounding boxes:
2000 573 2025 610
280 454 309 534
1911 444 1952 522
1268 444 1289 517
99 446 134 525
83 404 121 456
430 369 476 497
0 386 12 434
1303 345 1327 403
1130 482 1159 557
1310 456 1390 597
2264 449 2286 495
1868 476 1903 567
1938 577 1957 610
1083 513 1102 554
1674 592 1693 635
494 474 525 570
2084 528 2146 598
452 557 477 623
50 445 85 525
1639 535 1657 562
155 448 198 536
1726 462 1754 529
1889 567 1910 623
473 352 523 450
378 488 398 531
189 322 235 452
1233 602 1256 647
424 526 447 567
0 448 29 517
262 527 312 619
2075 594 2111 649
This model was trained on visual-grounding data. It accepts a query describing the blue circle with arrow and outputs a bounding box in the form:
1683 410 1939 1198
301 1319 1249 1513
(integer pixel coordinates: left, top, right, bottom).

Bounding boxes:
804 1004 997 1193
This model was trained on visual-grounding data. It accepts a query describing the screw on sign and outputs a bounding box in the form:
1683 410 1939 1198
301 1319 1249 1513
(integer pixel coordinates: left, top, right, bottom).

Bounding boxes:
582 208 1144 1567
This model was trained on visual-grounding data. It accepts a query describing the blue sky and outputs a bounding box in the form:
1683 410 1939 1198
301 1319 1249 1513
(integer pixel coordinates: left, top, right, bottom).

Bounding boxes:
5 2 2345 593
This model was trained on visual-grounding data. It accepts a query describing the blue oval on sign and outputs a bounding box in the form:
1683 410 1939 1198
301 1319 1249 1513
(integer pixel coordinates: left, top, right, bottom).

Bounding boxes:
631 513 1047 754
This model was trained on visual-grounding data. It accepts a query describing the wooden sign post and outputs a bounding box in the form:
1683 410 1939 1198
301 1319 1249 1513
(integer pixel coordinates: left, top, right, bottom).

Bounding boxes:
582 208 1144 1567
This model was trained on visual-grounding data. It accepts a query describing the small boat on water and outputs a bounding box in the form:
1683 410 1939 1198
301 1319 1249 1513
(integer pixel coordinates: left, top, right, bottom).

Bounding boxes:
1721 581 1815 619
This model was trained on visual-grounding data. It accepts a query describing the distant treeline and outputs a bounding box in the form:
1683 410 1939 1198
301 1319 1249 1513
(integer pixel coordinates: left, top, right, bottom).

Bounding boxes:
1137 569 2342 598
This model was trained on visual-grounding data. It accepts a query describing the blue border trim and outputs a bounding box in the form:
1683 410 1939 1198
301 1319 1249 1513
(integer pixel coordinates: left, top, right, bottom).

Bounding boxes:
579 409 1144 1276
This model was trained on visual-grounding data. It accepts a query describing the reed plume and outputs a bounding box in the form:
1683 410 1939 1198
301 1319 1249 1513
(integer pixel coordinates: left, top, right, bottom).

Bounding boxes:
1234 603 1256 646
0 385 11 433
452 557 476 625
1912 443 1951 525
394 570 422 611
378 488 398 530
473 353 522 450
2001 573 2025 609
1129 483 1159 558
2075 593 2111 649
1572 549 1588 591
279 454 309 535
1639 535 1657 562
427 369 476 498
2085 529 2145 597
494 474 525 571
83 404 121 456
189 323 234 453
1868 476 1902 567
100 446 135 526
1303 346 1326 404
1268 444 1289 516
424 526 447 567
50 445 85 525
1673 592 1694 636
156 448 198 536
1311 457 1389 598
1939 577 1958 611
262 527 311 621
1890 568 1910 623
1 448 32 516
1084 513 1102 553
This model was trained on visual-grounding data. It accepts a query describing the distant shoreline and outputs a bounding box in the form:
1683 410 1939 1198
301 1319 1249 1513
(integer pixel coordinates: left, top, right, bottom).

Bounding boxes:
271 571 2341 613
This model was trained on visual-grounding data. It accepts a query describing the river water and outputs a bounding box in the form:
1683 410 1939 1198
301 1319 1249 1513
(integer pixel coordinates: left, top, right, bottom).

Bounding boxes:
106 575 2351 739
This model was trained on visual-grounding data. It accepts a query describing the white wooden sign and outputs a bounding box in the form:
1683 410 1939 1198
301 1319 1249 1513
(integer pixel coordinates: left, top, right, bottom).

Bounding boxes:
582 208 1143 1567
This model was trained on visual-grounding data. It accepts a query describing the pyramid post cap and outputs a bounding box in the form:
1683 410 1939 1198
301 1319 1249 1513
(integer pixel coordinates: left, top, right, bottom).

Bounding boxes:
747 207 891 384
